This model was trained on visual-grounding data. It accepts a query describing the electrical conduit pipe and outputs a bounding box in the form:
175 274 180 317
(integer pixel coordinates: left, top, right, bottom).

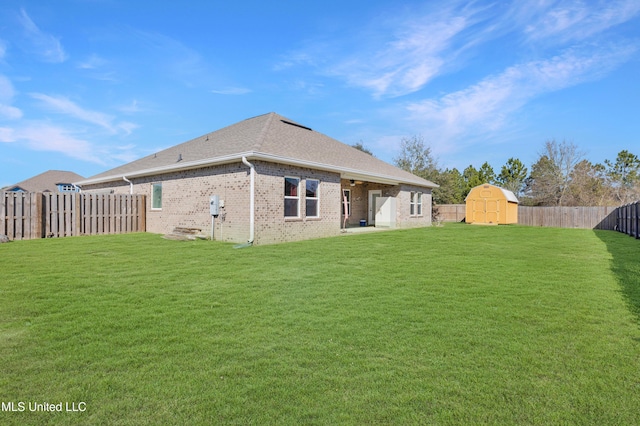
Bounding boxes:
241 156 255 244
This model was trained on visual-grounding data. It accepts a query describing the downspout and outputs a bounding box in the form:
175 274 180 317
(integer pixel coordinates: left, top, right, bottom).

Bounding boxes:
241 156 255 244
122 176 133 194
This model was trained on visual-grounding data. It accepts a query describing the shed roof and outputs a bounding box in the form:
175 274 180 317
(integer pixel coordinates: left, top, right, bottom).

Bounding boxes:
465 183 519 203
8 170 85 192
78 113 438 188
500 188 519 203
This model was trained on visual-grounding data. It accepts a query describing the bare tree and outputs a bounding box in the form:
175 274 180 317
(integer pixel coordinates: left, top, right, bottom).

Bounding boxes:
526 140 584 206
393 135 439 183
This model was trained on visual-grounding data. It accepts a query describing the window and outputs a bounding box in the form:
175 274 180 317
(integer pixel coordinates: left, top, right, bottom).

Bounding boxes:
284 177 299 217
152 183 162 210
410 192 423 216
57 184 78 193
342 189 351 216
306 179 319 217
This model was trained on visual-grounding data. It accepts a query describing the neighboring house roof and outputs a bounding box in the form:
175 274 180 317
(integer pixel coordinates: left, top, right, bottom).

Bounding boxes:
78 112 438 188
8 170 85 192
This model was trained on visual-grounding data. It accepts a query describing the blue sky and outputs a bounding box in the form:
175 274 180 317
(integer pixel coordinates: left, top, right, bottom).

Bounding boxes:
1 0 639 187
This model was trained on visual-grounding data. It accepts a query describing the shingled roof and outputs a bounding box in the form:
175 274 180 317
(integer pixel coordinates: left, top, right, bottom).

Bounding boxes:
78 112 438 188
9 170 85 192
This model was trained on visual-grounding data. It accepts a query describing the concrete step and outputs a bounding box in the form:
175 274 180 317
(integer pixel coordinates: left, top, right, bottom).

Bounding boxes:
163 227 206 241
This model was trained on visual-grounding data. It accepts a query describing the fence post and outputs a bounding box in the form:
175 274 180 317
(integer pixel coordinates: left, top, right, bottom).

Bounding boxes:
139 195 146 232
0 192 6 238
634 201 640 239
30 193 42 239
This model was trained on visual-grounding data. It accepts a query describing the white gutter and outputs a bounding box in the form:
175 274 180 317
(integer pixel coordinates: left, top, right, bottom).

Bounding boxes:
241 156 255 244
76 153 247 186
122 176 133 194
77 151 438 189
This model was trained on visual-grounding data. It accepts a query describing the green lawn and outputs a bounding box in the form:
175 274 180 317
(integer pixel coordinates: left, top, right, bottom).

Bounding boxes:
1 224 639 425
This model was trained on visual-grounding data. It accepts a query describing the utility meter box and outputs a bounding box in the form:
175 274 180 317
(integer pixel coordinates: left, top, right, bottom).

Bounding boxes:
210 195 220 217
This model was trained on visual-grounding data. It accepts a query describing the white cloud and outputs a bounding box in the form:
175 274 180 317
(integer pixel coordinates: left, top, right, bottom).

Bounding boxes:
30 93 137 135
326 11 475 98
117 121 139 135
76 54 119 82
0 105 22 120
0 126 15 141
277 2 504 98
30 93 113 129
18 9 67 63
524 0 640 43
278 1 640 101
77 54 107 70
0 75 23 120
405 42 638 152
0 122 103 164
0 121 146 165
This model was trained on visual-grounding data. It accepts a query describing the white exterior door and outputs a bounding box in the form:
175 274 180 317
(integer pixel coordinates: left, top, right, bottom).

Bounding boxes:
368 190 382 225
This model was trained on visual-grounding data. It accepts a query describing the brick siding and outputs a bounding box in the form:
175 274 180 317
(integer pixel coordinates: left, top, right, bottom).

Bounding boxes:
82 161 432 245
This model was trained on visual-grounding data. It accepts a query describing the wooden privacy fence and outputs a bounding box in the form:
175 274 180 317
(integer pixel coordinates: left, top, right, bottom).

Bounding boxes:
616 201 640 238
435 204 466 222
437 204 619 230
1 192 146 241
517 206 618 230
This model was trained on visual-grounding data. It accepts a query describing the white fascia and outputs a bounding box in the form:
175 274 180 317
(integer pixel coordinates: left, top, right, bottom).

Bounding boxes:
75 151 437 188
250 152 436 187
75 153 251 186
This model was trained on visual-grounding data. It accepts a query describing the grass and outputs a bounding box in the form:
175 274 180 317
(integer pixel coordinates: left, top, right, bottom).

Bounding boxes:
1 224 639 425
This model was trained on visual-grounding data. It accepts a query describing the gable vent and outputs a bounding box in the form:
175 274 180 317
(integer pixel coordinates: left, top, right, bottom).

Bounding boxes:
281 120 312 131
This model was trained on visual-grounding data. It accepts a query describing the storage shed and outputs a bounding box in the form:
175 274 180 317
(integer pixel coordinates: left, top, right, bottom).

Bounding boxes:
465 184 518 225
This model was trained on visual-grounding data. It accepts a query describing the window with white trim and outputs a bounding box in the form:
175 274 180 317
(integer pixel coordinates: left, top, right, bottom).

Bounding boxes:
152 183 163 210
284 177 300 217
305 179 319 218
410 191 422 216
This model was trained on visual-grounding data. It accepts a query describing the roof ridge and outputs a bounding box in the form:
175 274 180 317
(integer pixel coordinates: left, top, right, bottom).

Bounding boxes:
251 112 278 151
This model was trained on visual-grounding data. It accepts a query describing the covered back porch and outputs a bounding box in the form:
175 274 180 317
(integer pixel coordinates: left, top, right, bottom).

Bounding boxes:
339 179 401 229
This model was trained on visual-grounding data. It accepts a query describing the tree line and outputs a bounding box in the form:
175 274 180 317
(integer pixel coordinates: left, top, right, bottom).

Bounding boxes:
356 137 640 206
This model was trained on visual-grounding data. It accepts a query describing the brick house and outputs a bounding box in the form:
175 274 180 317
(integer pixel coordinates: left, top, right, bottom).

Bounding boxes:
76 113 438 245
